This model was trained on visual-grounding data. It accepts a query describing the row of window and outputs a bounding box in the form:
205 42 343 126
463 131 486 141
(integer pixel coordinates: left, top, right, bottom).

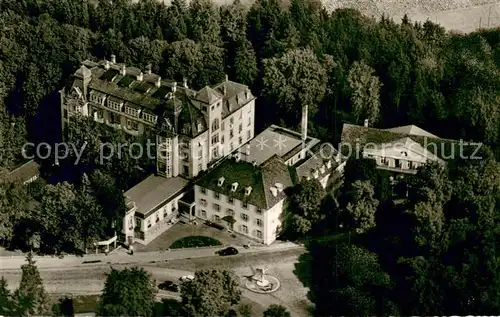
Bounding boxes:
199 195 262 214
90 92 156 124
198 211 263 238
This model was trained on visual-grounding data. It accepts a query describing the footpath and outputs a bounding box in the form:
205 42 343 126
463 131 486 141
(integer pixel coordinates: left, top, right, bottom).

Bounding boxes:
0 241 302 271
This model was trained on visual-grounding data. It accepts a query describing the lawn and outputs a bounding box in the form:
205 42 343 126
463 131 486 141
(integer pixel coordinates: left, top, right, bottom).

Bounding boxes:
169 236 222 249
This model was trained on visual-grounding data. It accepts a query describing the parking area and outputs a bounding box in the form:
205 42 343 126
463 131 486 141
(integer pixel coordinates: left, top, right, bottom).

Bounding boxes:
134 221 252 252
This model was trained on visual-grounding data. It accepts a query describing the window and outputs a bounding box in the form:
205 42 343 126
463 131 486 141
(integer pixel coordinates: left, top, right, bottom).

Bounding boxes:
226 208 234 216
230 117 234 124
182 152 189 162
109 113 121 124
127 120 138 131
183 165 189 176
230 142 234 151
239 124 242 133
156 212 160 223
221 135 225 144
212 119 219 131
95 110 103 119
212 147 218 158
143 113 157 123
108 99 122 111
242 201 248 209
247 130 251 140
256 230 262 238
147 218 152 228
200 210 207 218
214 215 220 222
248 116 252 126
63 109 68 119
213 203 220 211
228 197 234 204
221 122 225 131
198 163 202 172
256 208 262 215
256 219 263 227
212 134 219 145
241 213 248 221
200 198 207 206
230 130 234 138
214 192 220 199
200 188 206 195
164 206 169 217
125 106 138 117
242 225 248 233
239 136 242 145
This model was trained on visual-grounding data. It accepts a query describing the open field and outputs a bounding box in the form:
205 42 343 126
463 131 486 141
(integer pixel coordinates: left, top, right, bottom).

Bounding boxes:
133 0 500 33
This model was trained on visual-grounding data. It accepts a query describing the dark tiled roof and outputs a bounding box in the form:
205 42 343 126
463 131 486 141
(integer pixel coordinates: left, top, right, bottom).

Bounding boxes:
340 124 470 160
196 155 292 209
295 150 339 181
195 86 222 104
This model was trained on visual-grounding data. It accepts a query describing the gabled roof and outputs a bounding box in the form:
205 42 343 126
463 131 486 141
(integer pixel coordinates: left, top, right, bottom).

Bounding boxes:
75 65 92 79
384 125 439 138
195 86 222 104
124 174 188 218
6 160 40 184
364 137 442 162
340 123 468 160
295 147 339 181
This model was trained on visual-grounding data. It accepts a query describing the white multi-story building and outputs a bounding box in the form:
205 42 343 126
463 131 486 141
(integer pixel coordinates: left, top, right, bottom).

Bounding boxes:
194 155 293 245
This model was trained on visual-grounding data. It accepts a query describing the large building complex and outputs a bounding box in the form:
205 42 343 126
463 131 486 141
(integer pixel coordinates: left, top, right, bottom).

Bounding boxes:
60 56 256 179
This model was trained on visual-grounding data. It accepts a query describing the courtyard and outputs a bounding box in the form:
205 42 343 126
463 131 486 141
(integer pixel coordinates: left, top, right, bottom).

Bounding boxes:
134 220 252 252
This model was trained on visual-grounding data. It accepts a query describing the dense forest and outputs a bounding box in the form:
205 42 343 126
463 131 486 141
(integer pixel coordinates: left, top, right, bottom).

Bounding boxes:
0 0 499 315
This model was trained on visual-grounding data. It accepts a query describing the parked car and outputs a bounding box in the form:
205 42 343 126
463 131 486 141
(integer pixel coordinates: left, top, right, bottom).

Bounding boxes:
158 280 179 292
179 275 195 282
217 247 239 256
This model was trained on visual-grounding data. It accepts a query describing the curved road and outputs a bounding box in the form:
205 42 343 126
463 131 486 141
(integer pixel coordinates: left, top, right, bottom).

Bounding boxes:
1 248 311 317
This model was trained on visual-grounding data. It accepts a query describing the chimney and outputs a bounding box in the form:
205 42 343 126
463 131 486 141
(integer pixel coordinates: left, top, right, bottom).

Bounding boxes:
270 187 278 197
225 74 228 82
104 60 110 70
146 64 152 75
364 119 369 127
121 64 126 76
155 76 161 88
137 72 143 81
111 54 116 64
172 81 177 94
301 105 308 142
183 78 188 88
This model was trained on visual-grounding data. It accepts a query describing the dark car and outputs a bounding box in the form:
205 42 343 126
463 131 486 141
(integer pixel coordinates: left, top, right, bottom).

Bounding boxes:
217 247 239 256
158 280 179 292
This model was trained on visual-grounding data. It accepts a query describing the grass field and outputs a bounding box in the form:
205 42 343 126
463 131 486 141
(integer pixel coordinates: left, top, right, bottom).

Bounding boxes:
169 236 223 249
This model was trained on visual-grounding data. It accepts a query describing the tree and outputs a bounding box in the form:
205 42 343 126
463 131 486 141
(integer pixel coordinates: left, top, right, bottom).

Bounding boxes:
181 269 241 317
262 48 327 123
347 61 382 124
98 267 156 317
344 180 379 233
263 304 291 317
285 179 326 236
231 39 258 86
0 277 13 316
238 303 252 317
163 39 203 84
12 253 50 316
189 0 221 44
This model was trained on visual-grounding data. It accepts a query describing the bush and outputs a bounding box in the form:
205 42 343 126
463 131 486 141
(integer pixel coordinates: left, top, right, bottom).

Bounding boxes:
169 236 222 249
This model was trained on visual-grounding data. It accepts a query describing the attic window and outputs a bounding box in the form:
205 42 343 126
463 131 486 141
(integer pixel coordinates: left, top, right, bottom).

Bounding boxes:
270 187 278 197
326 160 332 169
231 182 239 192
218 177 225 186
313 170 319 179
245 186 252 196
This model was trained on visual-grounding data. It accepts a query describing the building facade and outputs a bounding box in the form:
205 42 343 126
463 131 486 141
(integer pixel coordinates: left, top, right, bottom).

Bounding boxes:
60 57 256 179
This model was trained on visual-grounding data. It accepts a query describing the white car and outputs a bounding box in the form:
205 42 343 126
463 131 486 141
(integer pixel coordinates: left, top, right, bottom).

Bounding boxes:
179 275 195 282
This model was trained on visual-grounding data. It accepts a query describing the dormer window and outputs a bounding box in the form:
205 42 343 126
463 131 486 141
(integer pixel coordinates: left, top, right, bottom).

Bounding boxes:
270 187 278 197
320 165 326 174
313 170 319 179
245 186 252 196
231 182 238 192
275 183 283 192
245 90 249 99
212 119 219 131
143 113 157 124
125 106 139 117
218 177 225 186
326 160 332 169
197 123 203 132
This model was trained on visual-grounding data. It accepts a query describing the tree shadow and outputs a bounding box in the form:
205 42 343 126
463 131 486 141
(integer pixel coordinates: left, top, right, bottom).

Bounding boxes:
51 296 74 317
293 251 315 304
